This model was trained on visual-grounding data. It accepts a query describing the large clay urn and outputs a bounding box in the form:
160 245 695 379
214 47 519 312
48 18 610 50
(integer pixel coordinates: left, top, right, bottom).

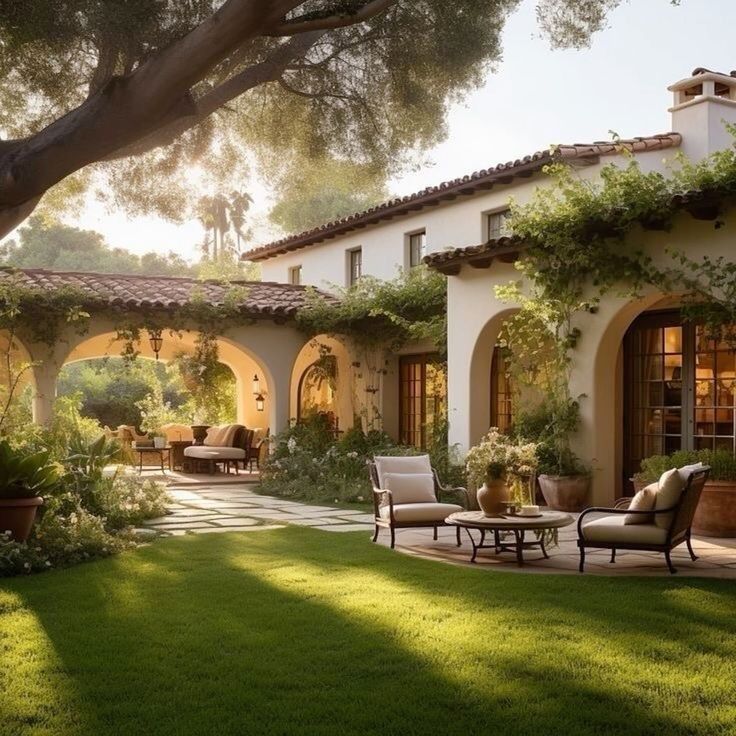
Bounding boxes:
538 474 590 512
477 477 508 517
692 481 736 538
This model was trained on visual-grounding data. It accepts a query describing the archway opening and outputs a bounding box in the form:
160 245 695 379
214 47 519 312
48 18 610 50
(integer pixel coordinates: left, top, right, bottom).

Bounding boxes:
57 355 237 434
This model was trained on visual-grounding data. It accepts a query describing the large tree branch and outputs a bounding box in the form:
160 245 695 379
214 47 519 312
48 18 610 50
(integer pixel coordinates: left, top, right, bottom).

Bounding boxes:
0 0 304 213
267 0 396 36
104 32 325 161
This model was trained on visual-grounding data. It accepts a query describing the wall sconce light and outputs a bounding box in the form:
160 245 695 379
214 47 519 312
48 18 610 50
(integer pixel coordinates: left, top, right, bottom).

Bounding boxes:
252 374 261 395
148 329 163 360
255 394 265 412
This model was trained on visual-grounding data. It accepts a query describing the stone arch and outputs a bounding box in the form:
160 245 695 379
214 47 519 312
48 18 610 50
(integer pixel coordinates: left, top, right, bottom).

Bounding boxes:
464 307 520 450
573 290 669 504
290 335 354 432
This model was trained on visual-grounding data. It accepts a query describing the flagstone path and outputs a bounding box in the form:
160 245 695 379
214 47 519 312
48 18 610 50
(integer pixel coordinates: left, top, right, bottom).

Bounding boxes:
143 483 374 536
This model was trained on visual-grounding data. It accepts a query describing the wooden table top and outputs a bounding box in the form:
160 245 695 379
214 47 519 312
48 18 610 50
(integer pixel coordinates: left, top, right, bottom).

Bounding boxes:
446 510 574 530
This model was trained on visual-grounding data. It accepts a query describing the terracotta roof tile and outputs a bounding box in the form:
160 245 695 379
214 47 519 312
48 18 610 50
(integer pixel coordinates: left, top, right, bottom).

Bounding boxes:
0 268 334 317
244 133 681 262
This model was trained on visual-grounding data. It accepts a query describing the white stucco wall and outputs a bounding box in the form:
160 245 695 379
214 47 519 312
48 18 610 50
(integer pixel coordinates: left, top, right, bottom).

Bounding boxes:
258 149 677 290
445 210 736 506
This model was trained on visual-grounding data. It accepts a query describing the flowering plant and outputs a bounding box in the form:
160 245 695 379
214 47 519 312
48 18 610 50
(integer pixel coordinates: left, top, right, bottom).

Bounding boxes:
466 428 538 487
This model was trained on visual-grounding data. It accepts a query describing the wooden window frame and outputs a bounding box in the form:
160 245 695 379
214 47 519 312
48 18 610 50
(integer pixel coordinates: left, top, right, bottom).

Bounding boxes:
347 247 362 286
399 353 443 449
407 230 426 268
288 265 302 285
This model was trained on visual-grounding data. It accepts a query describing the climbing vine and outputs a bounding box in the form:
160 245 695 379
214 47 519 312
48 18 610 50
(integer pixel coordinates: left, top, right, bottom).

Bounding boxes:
496 132 736 469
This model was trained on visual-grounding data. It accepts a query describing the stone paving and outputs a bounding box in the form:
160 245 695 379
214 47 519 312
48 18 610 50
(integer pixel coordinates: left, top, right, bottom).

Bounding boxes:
144 483 736 577
143 483 375 537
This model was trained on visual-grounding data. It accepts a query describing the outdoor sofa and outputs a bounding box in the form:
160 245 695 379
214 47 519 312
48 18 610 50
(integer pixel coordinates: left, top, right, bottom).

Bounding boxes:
184 424 253 474
369 454 470 548
577 464 710 574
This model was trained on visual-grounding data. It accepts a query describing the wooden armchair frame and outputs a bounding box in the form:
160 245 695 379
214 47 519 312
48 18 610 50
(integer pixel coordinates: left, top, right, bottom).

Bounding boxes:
577 467 710 574
368 460 470 549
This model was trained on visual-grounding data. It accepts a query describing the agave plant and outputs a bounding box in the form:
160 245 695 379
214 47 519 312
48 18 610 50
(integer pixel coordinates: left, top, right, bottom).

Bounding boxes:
0 440 60 500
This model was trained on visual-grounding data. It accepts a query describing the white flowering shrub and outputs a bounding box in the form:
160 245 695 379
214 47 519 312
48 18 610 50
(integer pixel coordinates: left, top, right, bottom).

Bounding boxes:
260 416 413 504
466 428 539 488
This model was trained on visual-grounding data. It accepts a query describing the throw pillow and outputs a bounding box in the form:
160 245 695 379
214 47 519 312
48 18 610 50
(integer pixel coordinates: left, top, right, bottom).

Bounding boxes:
624 483 657 525
374 455 432 486
382 472 436 504
654 467 685 529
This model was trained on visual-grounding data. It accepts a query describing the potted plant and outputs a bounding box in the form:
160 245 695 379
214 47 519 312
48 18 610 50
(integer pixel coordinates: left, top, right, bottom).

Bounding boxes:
136 386 173 449
634 449 736 538
518 399 591 512
0 440 59 542
466 428 538 516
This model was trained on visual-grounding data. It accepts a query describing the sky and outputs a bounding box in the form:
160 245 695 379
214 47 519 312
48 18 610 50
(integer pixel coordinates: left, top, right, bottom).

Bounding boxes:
34 0 736 261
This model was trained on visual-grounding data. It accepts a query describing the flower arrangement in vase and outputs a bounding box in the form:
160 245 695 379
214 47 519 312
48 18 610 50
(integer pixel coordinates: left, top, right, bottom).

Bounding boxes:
466 428 538 517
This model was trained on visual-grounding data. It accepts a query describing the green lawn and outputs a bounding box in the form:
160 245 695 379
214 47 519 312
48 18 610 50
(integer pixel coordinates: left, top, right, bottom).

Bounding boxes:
1 529 735 736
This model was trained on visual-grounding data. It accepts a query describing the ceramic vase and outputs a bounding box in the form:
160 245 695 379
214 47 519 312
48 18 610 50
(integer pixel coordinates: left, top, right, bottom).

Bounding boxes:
477 477 508 517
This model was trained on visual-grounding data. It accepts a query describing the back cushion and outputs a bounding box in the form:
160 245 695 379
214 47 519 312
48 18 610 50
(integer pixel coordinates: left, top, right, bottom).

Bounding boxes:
374 455 432 487
624 483 657 525
655 468 685 529
383 473 436 504
204 425 224 446
220 424 242 448
677 462 705 487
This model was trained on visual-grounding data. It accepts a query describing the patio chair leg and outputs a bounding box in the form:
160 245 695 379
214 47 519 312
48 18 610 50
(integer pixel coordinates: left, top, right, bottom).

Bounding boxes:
665 550 677 574
433 526 438 541
456 526 462 547
390 527 396 549
578 546 586 573
686 535 698 561
372 525 380 543
610 548 616 564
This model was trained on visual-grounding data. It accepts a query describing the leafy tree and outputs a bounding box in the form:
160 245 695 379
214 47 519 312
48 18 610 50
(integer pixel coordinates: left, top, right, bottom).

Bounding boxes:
270 155 387 233
0 1 621 237
0 216 196 276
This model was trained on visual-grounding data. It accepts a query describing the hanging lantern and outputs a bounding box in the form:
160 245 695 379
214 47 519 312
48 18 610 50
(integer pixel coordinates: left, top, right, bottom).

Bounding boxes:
255 394 265 412
148 329 163 360
252 374 261 395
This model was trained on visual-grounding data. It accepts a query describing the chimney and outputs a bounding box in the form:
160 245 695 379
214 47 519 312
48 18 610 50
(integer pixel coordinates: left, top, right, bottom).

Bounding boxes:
669 68 736 161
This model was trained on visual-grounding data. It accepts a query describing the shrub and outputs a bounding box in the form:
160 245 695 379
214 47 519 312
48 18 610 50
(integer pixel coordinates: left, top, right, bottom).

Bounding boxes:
635 449 736 484
261 417 410 504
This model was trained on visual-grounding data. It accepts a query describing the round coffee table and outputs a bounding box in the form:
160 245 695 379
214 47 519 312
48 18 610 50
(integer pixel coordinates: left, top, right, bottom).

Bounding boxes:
446 510 574 565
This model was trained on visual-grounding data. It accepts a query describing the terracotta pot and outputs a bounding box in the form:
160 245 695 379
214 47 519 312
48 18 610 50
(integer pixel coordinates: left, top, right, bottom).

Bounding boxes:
538 474 590 512
692 481 736 538
477 478 508 517
0 496 43 542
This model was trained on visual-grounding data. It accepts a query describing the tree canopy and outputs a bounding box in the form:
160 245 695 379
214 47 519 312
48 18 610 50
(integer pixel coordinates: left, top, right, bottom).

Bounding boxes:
0 0 627 238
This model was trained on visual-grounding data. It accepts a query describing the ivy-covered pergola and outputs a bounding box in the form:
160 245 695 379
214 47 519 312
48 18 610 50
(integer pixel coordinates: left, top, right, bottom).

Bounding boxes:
0 267 333 434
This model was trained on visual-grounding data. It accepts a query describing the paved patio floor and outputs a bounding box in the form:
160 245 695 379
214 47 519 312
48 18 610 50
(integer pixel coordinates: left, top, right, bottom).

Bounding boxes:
144 483 736 578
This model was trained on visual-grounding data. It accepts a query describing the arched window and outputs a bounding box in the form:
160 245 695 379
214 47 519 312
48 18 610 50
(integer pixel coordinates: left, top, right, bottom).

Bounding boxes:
490 346 514 432
297 355 337 424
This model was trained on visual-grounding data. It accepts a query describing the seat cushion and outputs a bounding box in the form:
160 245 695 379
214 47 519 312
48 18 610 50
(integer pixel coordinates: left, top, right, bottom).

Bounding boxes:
582 515 667 545
624 483 657 525
184 446 246 460
379 502 462 523
655 468 685 529
383 472 436 504
374 455 431 486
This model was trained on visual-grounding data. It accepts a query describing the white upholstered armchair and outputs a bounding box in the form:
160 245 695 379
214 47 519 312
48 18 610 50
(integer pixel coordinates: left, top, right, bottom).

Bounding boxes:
368 455 469 549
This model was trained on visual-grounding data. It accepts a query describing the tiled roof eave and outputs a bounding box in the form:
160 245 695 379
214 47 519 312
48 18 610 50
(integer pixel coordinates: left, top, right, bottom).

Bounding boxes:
0 268 336 318
244 132 681 262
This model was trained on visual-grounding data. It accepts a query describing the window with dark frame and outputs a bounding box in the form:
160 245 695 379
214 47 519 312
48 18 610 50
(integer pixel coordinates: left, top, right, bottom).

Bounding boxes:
490 346 514 433
399 354 446 449
289 265 302 285
486 209 510 240
408 230 426 268
348 248 362 286
623 311 736 489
